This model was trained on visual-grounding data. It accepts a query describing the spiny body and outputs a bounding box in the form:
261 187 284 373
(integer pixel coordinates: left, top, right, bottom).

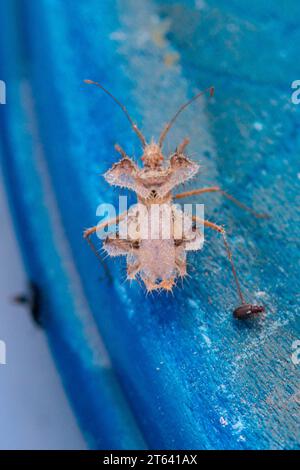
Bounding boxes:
103 141 203 292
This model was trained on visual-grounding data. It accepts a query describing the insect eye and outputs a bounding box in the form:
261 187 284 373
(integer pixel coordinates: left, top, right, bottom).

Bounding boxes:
150 189 157 197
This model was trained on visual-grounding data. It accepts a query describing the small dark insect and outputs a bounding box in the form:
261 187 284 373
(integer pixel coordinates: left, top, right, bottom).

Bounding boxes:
233 304 265 320
13 281 42 327
83 80 268 317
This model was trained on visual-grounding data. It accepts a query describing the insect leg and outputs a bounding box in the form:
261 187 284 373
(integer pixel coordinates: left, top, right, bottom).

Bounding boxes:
115 144 130 159
176 137 190 154
84 229 106 269
175 186 269 219
83 212 128 239
192 216 264 317
83 212 128 270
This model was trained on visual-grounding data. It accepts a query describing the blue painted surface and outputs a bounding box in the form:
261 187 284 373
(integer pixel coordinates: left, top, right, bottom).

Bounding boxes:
0 0 299 449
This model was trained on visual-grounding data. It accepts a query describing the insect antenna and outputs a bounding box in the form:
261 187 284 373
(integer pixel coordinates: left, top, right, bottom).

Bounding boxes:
84 80 146 147
158 86 214 148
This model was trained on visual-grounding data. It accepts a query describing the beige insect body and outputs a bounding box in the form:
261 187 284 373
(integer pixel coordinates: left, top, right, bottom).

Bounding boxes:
103 142 203 291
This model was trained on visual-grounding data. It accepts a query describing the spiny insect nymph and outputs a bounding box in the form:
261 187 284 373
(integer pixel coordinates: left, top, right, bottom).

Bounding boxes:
84 80 267 318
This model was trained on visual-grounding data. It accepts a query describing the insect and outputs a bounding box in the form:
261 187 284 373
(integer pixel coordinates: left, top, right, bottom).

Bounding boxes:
83 79 267 318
